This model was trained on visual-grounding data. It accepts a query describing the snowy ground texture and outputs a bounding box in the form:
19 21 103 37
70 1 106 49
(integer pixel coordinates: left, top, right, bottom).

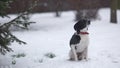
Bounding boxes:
0 8 120 68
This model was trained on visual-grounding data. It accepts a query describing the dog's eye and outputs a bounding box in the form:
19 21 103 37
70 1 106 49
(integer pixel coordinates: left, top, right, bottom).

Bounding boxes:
88 20 90 25
86 20 90 25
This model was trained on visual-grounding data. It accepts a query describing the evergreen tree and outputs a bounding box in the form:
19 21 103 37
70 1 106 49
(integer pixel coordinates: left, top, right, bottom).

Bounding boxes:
0 0 38 55
0 0 12 17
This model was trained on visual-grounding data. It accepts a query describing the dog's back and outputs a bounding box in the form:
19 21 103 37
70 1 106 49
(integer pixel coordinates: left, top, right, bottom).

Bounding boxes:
70 33 81 46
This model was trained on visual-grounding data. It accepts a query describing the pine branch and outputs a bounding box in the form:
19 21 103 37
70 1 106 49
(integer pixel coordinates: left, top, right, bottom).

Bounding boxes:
0 0 39 29
0 0 39 55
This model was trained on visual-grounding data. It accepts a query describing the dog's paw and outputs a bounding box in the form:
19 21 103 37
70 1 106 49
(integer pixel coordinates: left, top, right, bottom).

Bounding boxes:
68 58 78 61
69 58 75 61
83 58 90 61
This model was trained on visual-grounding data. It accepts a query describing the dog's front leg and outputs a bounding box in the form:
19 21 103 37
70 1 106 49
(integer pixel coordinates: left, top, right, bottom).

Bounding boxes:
82 47 88 61
71 45 78 61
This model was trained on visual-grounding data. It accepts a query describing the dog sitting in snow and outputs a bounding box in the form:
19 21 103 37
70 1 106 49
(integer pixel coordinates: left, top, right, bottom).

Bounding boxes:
69 19 90 61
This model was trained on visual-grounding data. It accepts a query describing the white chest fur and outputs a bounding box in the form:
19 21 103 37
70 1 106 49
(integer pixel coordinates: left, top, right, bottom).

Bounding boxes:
76 34 89 52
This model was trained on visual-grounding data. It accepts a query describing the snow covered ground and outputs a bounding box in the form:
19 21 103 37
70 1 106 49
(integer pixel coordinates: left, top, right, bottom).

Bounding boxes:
0 8 120 68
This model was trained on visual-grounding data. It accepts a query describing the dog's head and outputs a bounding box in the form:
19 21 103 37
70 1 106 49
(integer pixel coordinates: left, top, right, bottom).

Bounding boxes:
74 19 90 34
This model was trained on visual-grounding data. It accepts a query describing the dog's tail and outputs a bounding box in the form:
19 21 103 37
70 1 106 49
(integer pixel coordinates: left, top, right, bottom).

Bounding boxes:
71 45 78 61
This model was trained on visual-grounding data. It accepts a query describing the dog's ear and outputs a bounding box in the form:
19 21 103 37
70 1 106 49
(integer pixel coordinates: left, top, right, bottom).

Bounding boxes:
74 22 80 34
74 20 86 33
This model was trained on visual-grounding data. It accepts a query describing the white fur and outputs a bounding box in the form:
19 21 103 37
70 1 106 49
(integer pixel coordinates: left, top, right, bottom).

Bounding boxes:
70 45 78 61
76 34 89 52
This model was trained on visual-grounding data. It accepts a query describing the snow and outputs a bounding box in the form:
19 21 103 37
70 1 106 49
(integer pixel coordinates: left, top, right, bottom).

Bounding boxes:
0 8 120 68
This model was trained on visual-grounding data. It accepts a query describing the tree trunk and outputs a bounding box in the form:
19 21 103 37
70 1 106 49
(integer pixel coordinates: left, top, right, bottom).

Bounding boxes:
110 0 117 23
55 0 61 17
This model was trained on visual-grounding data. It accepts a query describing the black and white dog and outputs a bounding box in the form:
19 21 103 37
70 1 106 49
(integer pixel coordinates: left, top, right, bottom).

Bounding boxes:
69 19 90 61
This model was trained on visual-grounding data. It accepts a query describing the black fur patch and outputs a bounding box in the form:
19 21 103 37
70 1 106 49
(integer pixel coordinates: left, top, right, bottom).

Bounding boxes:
70 34 81 45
